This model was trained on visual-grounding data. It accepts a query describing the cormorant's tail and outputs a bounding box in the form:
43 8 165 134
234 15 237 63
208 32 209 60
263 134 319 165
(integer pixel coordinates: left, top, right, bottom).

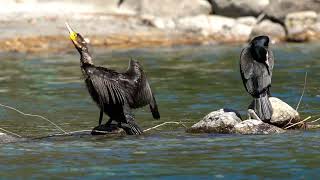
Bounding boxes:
249 94 273 122
150 95 160 119
121 120 143 135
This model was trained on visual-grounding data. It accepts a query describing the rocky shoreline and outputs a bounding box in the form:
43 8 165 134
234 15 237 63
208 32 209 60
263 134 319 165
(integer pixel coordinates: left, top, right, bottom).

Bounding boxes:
0 0 320 53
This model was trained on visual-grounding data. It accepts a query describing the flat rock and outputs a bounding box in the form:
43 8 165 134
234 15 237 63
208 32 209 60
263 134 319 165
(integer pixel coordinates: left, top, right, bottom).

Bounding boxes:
187 109 242 133
234 119 285 134
269 97 301 128
250 19 286 42
210 0 270 17
119 0 212 18
285 11 319 42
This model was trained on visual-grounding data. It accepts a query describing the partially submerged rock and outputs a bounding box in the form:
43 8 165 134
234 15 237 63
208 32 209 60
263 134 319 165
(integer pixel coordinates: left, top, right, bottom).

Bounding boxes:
0 133 19 143
187 109 242 133
234 119 285 134
269 97 301 128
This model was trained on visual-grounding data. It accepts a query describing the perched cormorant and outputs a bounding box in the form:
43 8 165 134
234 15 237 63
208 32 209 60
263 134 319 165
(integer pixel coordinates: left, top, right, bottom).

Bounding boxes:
240 35 274 122
65 23 160 135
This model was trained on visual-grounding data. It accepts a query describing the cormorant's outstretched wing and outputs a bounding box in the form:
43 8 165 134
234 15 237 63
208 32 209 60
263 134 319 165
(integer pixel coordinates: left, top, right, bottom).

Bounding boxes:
240 47 271 97
86 66 126 105
126 59 160 119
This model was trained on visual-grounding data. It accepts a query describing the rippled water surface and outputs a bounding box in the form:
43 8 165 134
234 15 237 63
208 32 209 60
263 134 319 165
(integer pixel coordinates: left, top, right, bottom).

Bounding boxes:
0 43 319 179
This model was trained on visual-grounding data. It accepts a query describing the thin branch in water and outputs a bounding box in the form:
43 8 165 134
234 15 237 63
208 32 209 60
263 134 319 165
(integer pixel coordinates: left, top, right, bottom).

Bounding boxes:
143 121 188 132
0 103 68 135
308 117 320 124
284 116 311 129
0 127 22 138
296 71 308 111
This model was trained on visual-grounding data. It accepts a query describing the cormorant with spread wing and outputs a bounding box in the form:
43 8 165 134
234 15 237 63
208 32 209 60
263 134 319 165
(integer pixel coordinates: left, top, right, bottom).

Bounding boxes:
65 23 160 135
240 35 274 122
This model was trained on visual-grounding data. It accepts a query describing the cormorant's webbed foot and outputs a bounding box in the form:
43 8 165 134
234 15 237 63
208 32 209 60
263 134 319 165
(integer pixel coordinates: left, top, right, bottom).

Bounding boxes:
91 122 120 135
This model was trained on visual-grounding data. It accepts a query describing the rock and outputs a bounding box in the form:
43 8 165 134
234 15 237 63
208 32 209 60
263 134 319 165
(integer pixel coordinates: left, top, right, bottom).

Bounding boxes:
0 133 19 143
176 15 253 41
187 109 242 133
210 0 270 17
265 0 320 24
234 119 285 134
119 0 212 18
269 97 301 128
285 11 319 42
236 16 258 26
250 19 286 42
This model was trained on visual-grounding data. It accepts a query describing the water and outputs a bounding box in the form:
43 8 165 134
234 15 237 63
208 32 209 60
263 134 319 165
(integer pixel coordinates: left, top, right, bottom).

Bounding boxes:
0 43 319 179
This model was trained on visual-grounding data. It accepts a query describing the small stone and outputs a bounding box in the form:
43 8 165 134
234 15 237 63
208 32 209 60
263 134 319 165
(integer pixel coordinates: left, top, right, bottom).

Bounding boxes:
187 109 242 133
0 133 19 143
234 119 285 135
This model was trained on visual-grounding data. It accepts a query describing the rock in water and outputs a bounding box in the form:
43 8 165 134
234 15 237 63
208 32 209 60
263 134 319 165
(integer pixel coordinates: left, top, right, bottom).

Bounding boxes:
234 119 285 134
269 97 301 128
187 109 242 133
0 133 19 143
91 124 126 135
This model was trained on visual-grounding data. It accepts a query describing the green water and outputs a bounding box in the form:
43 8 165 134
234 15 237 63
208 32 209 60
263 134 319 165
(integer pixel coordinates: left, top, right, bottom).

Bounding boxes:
0 43 319 179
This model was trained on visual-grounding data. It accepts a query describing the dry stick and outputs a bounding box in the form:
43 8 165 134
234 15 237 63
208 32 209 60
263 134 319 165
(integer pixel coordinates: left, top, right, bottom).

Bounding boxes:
308 117 320 124
0 103 68 135
143 121 188 132
284 116 311 130
296 71 308 111
0 127 22 138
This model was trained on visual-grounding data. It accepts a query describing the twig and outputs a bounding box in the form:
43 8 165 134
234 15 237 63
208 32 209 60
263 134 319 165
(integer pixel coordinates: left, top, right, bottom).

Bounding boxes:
308 117 320 124
0 127 22 138
284 116 311 129
296 71 308 111
0 103 68 135
143 121 188 132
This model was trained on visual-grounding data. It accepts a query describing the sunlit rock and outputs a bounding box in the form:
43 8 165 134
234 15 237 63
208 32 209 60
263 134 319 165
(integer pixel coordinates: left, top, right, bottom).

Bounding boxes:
285 11 319 42
0 132 19 143
187 109 242 133
250 19 286 42
234 119 285 134
269 97 301 129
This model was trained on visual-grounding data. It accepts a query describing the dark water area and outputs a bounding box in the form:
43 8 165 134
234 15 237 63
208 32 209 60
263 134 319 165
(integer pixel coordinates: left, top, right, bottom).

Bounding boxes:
0 43 319 179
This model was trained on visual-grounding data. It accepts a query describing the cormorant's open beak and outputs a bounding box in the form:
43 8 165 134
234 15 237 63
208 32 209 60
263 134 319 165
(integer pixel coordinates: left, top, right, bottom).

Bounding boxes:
65 22 78 44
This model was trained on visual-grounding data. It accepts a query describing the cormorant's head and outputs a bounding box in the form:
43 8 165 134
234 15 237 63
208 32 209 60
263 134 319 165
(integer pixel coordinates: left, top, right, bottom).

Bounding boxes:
65 22 89 53
250 35 270 64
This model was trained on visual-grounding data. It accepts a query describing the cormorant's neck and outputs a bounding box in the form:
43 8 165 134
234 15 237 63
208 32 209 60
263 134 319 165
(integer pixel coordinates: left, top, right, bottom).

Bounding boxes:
250 45 267 63
80 50 93 65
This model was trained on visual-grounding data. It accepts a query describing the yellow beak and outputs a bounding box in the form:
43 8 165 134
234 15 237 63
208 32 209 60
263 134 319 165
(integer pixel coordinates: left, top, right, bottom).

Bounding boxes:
65 22 77 41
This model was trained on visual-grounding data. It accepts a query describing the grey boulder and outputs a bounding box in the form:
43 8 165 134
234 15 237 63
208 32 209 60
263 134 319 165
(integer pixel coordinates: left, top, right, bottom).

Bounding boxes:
250 19 286 42
187 109 242 133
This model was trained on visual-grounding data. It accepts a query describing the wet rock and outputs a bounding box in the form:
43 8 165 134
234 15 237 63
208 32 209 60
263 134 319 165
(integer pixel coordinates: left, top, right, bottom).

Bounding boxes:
91 123 126 135
250 19 286 42
285 11 319 42
269 97 301 128
265 0 320 24
187 109 242 133
234 119 285 134
0 133 19 143
210 0 270 17
119 0 212 18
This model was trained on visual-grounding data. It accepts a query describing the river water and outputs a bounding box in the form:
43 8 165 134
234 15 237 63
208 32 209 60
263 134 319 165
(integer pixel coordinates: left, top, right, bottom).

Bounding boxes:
0 43 319 179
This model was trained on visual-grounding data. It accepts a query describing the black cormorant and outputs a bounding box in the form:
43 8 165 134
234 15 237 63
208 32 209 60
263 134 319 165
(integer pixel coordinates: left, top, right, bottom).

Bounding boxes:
240 35 274 122
65 23 160 135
